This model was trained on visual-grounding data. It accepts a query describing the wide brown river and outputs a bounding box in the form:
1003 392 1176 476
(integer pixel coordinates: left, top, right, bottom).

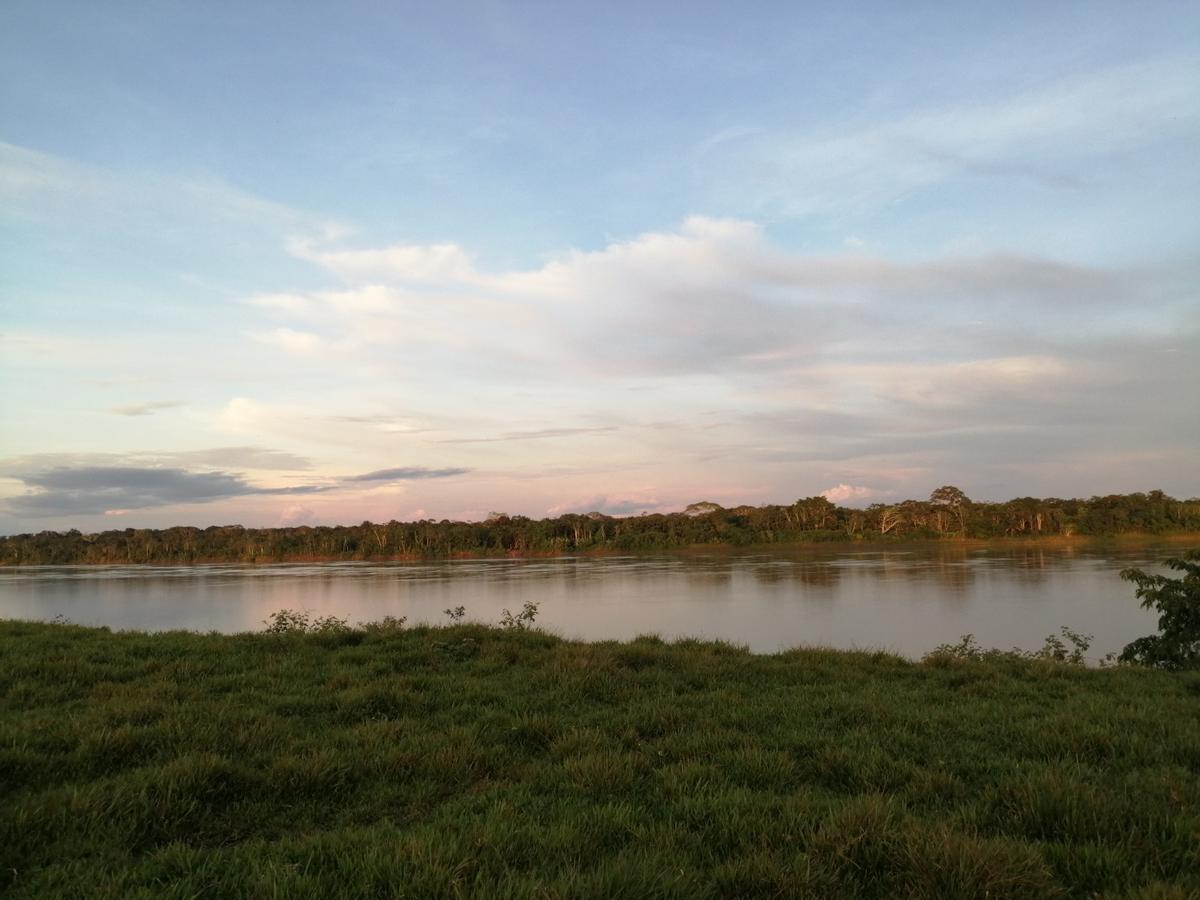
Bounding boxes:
0 543 1187 659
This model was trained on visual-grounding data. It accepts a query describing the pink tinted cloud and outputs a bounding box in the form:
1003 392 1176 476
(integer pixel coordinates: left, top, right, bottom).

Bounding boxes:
821 484 886 505
279 504 317 526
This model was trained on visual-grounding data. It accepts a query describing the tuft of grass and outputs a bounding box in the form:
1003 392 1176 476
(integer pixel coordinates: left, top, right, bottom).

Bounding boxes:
1 618 1198 897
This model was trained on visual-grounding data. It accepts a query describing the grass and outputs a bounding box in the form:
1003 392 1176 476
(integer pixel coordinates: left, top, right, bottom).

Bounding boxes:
2 619 1198 898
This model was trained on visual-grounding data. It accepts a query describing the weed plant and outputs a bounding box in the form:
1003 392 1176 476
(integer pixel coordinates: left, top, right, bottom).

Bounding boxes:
2 617 1198 898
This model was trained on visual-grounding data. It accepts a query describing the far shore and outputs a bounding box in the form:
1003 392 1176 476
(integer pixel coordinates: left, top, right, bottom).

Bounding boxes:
4 530 1197 567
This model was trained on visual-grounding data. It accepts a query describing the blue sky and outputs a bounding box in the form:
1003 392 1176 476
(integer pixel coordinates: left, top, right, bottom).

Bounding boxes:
2 1 1198 531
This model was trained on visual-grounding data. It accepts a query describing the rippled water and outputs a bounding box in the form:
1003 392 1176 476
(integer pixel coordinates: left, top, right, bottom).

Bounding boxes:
0 543 1186 658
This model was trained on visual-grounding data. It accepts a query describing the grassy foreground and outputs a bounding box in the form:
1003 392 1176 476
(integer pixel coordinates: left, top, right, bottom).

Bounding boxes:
2 621 1198 899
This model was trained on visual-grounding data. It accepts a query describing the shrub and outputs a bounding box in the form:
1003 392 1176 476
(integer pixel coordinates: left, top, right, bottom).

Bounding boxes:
925 634 990 662
924 627 1092 666
499 601 539 630
1028 626 1092 664
262 609 351 634
1119 550 1200 670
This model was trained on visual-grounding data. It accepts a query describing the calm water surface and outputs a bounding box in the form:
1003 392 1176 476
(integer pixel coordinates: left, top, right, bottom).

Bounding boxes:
0 544 1185 659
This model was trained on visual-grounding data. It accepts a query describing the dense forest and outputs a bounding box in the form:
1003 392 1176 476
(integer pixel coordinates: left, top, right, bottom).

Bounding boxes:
2 488 1198 566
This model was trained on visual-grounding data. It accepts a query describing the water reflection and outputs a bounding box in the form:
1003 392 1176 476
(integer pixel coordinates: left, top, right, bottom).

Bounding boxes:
749 560 839 591
0 544 1182 659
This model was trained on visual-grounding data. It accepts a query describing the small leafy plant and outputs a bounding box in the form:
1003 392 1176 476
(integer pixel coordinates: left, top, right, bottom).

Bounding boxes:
1029 626 1093 664
444 606 466 623
262 609 351 634
499 601 539 630
924 627 1093 666
925 633 989 661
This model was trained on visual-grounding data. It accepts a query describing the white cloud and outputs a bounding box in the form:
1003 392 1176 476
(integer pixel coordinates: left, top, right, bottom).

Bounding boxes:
213 397 451 456
858 356 1074 410
289 238 476 282
315 284 402 314
821 484 885 505
546 492 666 517
279 504 317 526
249 327 325 354
0 142 86 195
249 293 315 315
0 141 342 236
0 447 312 475
696 56 1200 218
9 213 1183 527
108 400 185 416
226 221 1197 503
259 217 1175 388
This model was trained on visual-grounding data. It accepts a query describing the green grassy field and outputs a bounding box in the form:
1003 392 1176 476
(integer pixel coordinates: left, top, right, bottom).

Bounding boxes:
2 619 1198 898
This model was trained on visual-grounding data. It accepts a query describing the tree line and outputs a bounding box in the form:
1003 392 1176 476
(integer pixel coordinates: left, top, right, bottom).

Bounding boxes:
2 488 1198 565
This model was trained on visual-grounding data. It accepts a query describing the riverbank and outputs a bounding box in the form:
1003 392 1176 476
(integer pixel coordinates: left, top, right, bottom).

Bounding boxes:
3 620 1197 898
3 530 1198 567
5 491 1198 565
667 530 1200 556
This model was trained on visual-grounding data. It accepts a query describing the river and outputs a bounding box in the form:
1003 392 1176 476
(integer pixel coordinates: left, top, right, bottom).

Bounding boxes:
0 542 1186 659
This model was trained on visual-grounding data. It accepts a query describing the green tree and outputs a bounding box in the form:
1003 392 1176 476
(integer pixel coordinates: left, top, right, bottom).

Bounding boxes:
1119 550 1200 670
929 485 970 534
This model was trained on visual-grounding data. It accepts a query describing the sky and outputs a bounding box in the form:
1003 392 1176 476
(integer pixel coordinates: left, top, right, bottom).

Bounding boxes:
1 1 1198 533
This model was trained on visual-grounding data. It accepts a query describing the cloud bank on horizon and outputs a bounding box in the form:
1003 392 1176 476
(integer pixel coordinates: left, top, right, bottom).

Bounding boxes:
1 2 1197 532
